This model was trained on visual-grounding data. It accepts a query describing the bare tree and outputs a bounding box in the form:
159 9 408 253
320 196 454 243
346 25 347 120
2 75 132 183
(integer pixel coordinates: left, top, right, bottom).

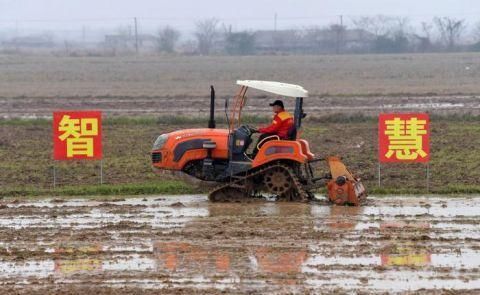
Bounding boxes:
304 26 324 53
328 24 346 54
473 21 480 42
353 16 410 37
421 21 433 40
225 31 255 55
195 18 219 55
352 15 392 37
434 17 466 51
352 15 411 53
157 26 180 53
413 21 434 52
391 17 410 36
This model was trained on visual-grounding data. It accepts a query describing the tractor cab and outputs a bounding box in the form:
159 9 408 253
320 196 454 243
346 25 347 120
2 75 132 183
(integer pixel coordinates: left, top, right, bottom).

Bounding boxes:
224 80 314 176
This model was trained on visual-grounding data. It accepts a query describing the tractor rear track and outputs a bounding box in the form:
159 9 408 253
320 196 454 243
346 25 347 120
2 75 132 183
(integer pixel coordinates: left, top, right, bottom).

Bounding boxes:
208 163 310 202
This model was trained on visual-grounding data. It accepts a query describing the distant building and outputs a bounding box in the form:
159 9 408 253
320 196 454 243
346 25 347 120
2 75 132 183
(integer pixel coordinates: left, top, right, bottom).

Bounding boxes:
254 30 306 53
2 35 54 48
253 29 376 54
105 34 158 51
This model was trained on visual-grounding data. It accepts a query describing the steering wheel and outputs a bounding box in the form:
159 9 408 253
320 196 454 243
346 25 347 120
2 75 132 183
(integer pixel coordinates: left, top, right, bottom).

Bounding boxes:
247 125 259 134
240 125 258 136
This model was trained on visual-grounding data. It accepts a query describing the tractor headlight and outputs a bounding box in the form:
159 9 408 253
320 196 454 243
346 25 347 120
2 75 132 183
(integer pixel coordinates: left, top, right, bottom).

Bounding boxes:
153 134 169 150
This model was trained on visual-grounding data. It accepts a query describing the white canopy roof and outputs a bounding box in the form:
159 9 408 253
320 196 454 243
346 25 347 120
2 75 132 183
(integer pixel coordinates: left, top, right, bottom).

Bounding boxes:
236 80 309 98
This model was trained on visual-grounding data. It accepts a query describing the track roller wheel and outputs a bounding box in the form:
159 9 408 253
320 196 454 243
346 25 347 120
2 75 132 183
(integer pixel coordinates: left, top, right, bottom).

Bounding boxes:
264 166 294 195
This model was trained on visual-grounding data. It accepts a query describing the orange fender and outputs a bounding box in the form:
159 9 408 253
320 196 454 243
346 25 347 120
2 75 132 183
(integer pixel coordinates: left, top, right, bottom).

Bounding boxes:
252 140 308 168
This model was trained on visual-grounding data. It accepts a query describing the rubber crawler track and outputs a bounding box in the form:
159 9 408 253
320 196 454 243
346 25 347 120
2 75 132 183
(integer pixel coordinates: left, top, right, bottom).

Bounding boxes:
208 163 311 202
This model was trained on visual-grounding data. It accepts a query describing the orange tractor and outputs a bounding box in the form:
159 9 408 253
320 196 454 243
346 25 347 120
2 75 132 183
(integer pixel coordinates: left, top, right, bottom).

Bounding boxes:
151 80 366 205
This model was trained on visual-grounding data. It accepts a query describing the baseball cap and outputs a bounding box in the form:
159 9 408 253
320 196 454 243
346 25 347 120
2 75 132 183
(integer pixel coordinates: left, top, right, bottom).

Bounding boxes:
269 100 284 108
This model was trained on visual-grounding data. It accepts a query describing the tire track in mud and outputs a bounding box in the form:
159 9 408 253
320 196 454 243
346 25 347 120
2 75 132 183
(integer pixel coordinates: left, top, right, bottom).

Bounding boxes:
0 196 479 294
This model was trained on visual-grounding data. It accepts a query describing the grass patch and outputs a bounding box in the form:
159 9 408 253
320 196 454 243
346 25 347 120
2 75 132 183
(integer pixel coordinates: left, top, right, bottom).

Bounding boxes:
0 117 51 126
1 113 479 127
0 181 197 198
434 184 480 194
3 183 480 199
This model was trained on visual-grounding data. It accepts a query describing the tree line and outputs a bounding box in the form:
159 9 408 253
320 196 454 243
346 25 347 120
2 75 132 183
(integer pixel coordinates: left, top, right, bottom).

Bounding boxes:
157 16 480 55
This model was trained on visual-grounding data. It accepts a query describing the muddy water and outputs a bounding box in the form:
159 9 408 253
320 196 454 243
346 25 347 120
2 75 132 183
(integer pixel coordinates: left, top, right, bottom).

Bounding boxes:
0 196 479 294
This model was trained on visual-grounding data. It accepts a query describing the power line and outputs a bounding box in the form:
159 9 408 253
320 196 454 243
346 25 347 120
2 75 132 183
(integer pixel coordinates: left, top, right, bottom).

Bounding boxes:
0 12 479 24
0 17 132 23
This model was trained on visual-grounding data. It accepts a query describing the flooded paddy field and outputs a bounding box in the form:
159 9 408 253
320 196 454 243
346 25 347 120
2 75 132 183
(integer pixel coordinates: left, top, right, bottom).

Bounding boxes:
0 195 479 294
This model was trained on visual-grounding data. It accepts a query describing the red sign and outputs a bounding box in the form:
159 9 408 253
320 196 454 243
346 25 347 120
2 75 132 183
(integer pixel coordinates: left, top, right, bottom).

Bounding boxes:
379 113 430 163
53 111 102 160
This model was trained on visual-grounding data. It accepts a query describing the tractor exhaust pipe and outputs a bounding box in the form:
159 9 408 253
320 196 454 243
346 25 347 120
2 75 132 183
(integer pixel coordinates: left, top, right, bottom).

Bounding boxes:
208 85 216 129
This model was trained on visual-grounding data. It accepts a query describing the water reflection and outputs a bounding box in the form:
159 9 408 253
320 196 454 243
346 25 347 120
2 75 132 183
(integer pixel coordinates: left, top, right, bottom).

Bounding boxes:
54 243 103 275
154 242 231 274
379 221 432 267
207 202 313 217
253 247 307 274
153 242 308 277
325 205 364 230
54 258 103 274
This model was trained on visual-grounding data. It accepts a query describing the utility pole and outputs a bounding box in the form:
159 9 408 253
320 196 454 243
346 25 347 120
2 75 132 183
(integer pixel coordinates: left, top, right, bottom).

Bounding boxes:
82 26 86 43
338 15 344 54
134 17 139 54
274 13 277 31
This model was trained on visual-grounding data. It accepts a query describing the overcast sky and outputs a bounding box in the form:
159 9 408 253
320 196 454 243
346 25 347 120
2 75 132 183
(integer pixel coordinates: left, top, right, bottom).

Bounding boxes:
1 0 479 36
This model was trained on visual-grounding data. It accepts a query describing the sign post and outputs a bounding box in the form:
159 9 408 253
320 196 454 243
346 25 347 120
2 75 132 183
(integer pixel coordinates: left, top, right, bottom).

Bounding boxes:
378 162 381 187
53 111 103 186
426 163 430 193
378 113 430 190
53 165 56 189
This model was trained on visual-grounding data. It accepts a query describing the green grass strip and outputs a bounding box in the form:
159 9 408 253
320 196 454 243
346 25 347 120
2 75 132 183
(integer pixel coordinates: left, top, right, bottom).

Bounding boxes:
2 182 480 200
0 181 198 199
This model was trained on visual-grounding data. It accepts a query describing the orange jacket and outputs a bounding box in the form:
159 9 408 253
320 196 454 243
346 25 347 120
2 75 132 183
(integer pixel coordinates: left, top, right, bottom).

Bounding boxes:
258 110 294 139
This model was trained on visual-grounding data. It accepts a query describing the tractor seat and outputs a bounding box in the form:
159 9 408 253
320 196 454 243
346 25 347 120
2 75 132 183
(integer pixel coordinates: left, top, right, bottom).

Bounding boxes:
287 126 297 140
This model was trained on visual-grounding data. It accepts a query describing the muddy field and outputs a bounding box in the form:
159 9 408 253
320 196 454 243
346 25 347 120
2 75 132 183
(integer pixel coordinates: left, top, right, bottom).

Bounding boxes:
1 52 480 294
2 54 480 98
0 195 479 294
1 54 480 119
1 94 480 119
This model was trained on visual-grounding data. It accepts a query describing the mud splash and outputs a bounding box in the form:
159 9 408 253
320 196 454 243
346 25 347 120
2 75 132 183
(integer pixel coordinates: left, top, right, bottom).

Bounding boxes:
0 196 479 294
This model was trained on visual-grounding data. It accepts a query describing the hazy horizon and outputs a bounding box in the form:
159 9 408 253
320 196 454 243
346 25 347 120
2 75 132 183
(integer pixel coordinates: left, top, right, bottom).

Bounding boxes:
1 0 479 41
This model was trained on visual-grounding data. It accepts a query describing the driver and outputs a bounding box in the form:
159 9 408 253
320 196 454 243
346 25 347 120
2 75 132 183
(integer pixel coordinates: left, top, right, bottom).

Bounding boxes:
251 99 294 157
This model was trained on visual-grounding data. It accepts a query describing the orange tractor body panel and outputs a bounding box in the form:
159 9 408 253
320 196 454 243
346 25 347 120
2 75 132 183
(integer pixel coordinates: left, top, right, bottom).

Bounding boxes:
153 128 314 172
297 139 315 160
152 128 229 171
251 140 309 168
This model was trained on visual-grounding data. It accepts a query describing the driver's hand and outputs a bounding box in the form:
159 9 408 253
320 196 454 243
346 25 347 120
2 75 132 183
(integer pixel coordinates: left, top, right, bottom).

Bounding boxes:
250 127 259 133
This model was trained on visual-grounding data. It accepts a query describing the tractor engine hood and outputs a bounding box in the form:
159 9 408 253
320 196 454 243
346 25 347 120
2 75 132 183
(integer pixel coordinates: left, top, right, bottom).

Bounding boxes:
152 128 230 171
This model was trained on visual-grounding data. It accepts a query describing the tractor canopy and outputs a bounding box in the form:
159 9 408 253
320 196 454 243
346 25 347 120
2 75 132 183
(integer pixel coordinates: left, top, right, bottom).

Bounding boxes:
236 80 308 98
